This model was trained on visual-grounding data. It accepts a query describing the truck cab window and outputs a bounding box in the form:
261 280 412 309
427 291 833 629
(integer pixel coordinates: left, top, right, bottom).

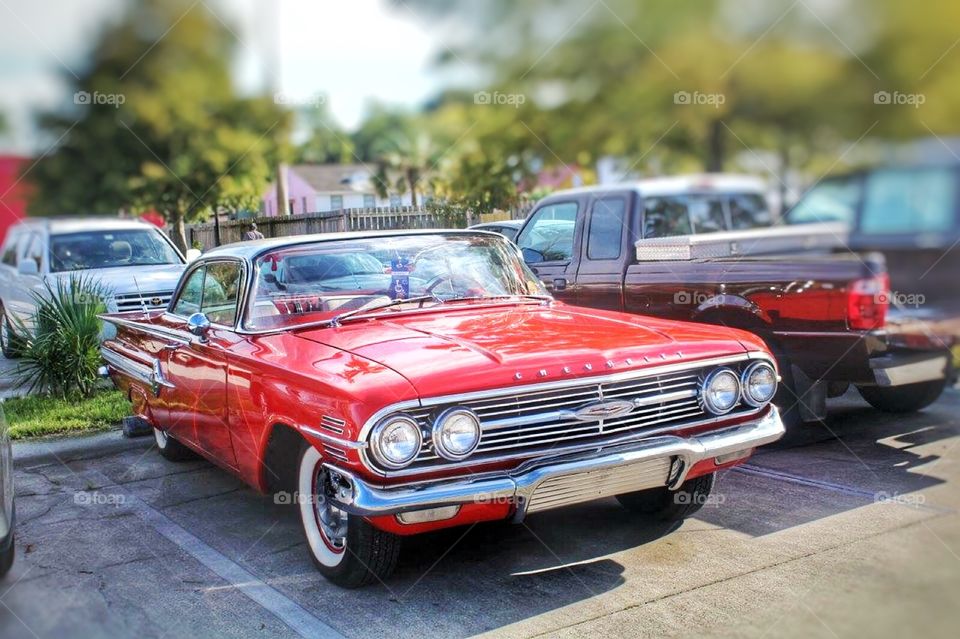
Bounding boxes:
643 196 692 238
688 196 726 234
517 202 578 262
729 194 773 229
861 167 957 234
587 197 627 260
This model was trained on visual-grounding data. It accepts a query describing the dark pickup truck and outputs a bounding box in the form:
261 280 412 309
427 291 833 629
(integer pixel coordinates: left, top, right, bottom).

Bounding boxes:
514 176 951 426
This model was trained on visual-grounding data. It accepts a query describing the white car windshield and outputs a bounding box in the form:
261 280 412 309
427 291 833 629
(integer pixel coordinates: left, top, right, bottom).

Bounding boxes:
245 233 548 330
49 229 183 272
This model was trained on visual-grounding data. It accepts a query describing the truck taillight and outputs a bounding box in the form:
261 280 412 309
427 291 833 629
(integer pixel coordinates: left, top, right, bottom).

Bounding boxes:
847 274 889 331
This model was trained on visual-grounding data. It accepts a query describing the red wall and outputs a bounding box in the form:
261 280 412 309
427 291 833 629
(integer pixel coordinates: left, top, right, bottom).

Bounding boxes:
0 155 30 245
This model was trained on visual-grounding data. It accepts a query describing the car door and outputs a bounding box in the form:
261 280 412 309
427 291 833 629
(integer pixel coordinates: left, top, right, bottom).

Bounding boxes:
576 192 634 311
160 259 245 469
5 232 47 327
516 199 584 303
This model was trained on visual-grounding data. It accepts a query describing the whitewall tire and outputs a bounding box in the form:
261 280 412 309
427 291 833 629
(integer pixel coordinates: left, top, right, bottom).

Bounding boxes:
296 445 401 588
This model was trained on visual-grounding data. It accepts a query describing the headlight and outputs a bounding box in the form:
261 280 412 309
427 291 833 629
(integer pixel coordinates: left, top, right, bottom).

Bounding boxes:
742 361 777 406
370 415 422 469
432 408 481 460
702 368 741 414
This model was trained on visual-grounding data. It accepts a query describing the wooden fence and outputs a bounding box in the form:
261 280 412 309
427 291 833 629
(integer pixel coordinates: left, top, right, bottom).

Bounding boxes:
185 205 531 249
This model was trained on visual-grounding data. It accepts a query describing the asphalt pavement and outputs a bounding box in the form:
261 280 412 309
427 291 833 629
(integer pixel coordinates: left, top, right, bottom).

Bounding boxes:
1 389 958 639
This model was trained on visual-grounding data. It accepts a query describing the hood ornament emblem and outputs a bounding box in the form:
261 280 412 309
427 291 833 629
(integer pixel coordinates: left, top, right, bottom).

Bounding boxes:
570 399 635 422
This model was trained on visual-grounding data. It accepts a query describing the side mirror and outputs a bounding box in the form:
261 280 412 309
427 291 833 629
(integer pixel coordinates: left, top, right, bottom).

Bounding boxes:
185 248 202 262
186 312 211 341
521 247 545 264
17 260 39 276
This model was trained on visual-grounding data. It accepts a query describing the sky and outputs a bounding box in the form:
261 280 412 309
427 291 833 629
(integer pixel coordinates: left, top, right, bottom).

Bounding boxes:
0 0 449 154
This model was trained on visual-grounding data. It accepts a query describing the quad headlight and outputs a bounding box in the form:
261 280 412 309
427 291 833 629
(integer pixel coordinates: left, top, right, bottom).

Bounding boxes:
432 408 481 460
742 361 778 407
702 368 741 415
370 415 422 469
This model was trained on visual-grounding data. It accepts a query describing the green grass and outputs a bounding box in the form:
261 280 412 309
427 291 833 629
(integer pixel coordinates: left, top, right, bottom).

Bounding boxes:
4 389 129 440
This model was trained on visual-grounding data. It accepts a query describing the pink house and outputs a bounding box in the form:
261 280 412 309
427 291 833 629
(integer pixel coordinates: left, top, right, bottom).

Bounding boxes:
261 164 414 216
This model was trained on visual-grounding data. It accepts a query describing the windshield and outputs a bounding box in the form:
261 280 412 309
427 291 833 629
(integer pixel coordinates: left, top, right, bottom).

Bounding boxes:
49 229 183 272
245 233 548 330
786 177 862 225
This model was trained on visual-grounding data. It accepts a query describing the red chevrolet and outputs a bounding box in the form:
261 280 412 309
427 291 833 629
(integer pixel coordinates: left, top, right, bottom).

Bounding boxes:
101 231 784 587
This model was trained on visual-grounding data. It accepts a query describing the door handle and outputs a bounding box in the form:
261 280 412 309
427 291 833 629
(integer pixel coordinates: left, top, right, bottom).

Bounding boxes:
161 342 184 352
553 278 567 291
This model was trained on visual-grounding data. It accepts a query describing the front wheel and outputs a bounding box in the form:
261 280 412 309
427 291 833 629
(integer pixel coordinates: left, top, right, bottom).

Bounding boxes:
297 446 401 588
616 473 715 522
857 379 947 414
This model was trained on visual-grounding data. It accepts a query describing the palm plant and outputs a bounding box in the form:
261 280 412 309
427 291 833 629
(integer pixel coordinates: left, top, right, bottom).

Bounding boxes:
14 276 110 398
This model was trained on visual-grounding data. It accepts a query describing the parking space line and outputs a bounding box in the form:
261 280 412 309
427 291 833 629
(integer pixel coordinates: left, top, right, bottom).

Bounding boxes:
86 472 345 639
735 464 952 513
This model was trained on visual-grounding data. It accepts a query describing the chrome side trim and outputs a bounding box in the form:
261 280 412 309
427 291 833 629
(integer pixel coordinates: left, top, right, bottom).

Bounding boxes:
98 315 192 344
301 426 368 450
326 407 784 518
101 347 176 397
101 347 153 385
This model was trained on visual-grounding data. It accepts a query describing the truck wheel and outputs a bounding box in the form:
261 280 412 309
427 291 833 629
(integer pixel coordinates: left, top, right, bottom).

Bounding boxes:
616 473 715 522
153 427 199 462
0 305 21 359
857 379 947 413
298 446 401 588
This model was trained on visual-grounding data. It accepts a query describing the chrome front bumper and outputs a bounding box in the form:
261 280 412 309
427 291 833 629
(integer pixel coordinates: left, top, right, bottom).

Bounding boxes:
326 407 785 522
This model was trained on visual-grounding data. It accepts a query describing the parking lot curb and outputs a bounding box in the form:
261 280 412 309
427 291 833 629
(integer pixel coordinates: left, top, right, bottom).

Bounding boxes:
12 429 154 467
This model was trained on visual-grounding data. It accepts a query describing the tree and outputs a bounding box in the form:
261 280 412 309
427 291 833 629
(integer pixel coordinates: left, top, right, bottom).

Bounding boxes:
28 0 291 251
294 104 355 164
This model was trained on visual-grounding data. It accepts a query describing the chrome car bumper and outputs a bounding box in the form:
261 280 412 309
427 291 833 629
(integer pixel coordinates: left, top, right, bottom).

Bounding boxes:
326 407 784 522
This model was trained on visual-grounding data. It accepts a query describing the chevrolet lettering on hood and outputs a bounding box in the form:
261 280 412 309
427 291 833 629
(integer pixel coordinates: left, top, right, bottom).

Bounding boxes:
99 230 784 588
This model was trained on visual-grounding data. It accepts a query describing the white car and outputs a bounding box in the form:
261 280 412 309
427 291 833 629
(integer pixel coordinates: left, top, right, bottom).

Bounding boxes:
0 218 195 357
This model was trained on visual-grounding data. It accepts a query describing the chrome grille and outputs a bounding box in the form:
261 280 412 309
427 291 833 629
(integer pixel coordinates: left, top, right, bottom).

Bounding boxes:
113 291 173 313
389 362 759 472
526 457 672 514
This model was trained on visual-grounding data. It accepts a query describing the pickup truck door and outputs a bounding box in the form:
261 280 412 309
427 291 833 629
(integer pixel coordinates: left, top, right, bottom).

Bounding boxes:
159 260 244 470
575 192 635 311
516 197 585 303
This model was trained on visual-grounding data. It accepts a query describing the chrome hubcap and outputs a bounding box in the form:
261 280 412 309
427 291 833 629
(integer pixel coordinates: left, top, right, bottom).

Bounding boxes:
314 470 348 549
0 315 8 348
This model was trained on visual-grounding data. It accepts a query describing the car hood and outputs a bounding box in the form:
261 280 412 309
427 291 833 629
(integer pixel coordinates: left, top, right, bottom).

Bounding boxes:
48 264 185 294
295 302 756 397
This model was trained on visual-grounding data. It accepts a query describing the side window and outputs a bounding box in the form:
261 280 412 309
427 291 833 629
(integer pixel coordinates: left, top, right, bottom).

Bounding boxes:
729 194 773 229
24 234 43 270
516 202 579 263
643 196 692 238
788 177 861 225
587 197 627 260
173 267 206 317
201 262 242 325
0 232 21 267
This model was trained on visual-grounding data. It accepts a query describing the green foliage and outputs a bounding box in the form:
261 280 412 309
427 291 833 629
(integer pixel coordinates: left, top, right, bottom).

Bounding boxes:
5 390 128 440
14 276 110 399
400 0 960 174
28 0 292 250
294 104 355 164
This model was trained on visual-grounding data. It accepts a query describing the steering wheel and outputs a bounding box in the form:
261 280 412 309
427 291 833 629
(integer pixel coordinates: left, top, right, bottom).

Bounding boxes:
425 272 487 297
